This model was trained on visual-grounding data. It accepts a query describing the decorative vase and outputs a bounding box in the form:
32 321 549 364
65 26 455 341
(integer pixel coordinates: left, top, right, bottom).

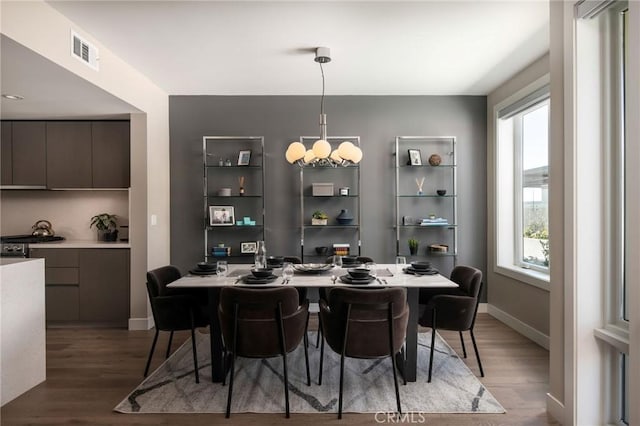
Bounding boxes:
311 218 328 225
428 154 442 166
336 209 354 225
409 245 418 255
98 229 118 242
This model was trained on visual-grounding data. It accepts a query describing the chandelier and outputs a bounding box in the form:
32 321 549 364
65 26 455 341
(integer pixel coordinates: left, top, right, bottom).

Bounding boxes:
285 47 363 167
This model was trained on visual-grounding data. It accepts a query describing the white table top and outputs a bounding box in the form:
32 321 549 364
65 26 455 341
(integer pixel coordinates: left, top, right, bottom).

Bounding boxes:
168 264 458 289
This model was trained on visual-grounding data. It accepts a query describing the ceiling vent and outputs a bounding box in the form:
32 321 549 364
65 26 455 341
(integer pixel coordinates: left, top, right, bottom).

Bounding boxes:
70 30 99 71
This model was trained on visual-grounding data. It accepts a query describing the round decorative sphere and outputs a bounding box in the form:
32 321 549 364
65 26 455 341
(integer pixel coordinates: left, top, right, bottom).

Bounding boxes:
312 139 331 159
350 146 363 163
428 154 442 166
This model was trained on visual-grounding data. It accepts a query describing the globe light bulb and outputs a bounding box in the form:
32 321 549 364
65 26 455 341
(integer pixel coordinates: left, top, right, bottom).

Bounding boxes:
337 141 355 161
303 149 316 164
286 142 306 163
330 149 343 164
350 146 363 163
312 139 331 159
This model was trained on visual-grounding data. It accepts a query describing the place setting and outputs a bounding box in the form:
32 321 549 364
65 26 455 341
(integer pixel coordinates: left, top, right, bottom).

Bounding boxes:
188 261 219 276
237 267 279 284
403 260 439 276
338 263 387 285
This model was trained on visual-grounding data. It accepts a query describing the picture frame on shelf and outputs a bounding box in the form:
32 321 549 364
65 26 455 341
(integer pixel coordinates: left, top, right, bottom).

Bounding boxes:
237 150 251 166
408 149 422 166
209 206 235 226
240 241 257 254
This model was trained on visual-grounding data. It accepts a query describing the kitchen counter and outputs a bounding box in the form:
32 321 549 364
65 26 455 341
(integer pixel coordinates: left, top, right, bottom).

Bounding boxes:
1 258 46 406
30 239 130 249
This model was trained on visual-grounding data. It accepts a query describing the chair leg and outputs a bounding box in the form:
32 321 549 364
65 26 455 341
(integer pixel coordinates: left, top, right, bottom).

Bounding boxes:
428 308 437 383
143 329 159 377
276 302 290 418
469 329 485 377
282 353 290 418
190 323 200 384
459 331 467 358
315 316 323 348
318 330 325 385
303 317 311 386
226 304 239 418
222 347 228 386
390 353 402 414
165 330 174 359
338 352 346 419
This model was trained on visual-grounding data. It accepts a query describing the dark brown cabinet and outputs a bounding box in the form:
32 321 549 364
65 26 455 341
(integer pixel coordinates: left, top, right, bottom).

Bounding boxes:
92 121 130 188
46 121 93 188
30 248 130 327
1 121 47 186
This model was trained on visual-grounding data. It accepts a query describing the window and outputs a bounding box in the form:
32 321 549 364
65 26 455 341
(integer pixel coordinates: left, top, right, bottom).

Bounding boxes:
495 81 550 284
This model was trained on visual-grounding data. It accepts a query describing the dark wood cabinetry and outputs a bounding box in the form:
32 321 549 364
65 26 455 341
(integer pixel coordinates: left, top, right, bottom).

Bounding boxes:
92 121 130 188
30 248 130 327
46 121 93 188
1 121 47 186
1 120 130 189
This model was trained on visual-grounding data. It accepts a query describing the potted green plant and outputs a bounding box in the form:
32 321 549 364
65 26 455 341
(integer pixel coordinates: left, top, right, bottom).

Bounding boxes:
408 237 419 255
90 213 118 242
311 210 328 226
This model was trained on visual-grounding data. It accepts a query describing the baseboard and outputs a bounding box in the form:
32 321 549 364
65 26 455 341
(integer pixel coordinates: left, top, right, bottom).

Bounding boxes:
477 302 488 313
487 304 549 349
129 316 154 331
546 392 564 424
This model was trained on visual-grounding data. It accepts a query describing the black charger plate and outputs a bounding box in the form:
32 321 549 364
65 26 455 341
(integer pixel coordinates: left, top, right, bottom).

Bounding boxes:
339 275 375 284
242 274 278 284
403 267 439 276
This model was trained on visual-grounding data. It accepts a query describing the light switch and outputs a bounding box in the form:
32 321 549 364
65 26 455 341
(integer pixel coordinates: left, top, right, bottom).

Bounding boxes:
150 214 157 226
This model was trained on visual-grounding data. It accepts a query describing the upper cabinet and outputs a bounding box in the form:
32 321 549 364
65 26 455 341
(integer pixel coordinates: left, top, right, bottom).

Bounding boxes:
46 121 93 188
1 120 130 189
1 121 47 187
91 121 130 188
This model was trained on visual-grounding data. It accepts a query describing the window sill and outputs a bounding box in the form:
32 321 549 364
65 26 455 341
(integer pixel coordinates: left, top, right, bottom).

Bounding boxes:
494 264 550 291
594 326 629 354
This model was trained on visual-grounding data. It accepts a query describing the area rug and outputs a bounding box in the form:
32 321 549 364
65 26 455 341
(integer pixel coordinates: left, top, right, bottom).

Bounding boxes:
115 331 504 414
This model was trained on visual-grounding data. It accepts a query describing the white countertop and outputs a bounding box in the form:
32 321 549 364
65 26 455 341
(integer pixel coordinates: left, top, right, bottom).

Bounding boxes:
0 257 41 267
29 240 130 249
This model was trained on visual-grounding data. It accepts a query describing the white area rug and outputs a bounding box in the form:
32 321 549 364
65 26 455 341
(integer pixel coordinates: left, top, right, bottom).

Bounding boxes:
115 331 504 414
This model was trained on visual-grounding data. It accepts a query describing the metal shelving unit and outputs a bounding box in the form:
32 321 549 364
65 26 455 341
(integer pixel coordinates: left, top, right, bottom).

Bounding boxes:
203 136 265 263
394 136 458 266
298 136 361 262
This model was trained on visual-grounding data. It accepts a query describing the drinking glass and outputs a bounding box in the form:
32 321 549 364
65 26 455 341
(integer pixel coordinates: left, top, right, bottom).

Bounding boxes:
365 262 378 279
216 260 228 278
331 255 343 268
395 256 407 273
282 262 294 283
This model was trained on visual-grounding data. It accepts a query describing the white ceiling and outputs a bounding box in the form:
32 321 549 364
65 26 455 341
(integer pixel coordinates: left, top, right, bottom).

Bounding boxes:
47 0 549 95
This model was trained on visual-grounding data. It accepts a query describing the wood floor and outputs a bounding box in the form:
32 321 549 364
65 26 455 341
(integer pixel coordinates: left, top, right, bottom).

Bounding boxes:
1 314 558 425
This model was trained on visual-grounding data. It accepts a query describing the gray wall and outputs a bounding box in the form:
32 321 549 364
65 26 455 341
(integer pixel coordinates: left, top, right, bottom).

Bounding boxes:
169 96 486 295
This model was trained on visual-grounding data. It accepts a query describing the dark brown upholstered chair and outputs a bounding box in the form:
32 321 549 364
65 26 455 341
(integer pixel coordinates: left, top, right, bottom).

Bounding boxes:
318 287 409 418
218 287 310 418
144 265 209 382
418 265 484 382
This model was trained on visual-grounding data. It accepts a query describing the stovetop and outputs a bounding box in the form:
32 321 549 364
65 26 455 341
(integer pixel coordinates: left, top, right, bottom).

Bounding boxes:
0 234 66 244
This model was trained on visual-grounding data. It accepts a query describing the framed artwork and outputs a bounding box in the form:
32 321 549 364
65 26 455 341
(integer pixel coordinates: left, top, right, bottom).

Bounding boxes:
408 149 422 166
240 241 258 254
237 150 252 166
209 206 235 226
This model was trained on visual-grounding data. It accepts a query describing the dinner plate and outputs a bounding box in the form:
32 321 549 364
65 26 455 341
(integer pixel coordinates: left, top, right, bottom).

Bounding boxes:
189 269 217 276
339 274 375 284
292 264 334 273
242 274 278 284
403 267 439 276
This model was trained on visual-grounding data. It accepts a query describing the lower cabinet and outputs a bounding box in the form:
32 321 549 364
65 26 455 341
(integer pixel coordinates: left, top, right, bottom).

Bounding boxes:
30 248 130 327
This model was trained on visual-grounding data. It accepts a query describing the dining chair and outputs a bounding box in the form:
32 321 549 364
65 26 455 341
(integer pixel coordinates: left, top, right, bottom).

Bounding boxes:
318 287 409 418
218 286 310 418
144 265 209 382
418 265 484 382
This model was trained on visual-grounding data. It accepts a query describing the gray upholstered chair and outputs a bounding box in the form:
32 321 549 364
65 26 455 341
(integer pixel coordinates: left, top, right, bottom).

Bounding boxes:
144 265 209 382
218 286 310 418
318 287 409 418
418 265 484 382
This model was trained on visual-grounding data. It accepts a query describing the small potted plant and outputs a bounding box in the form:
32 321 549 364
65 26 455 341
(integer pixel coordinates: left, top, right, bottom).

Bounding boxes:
311 210 328 226
90 213 118 242
408 237 419 255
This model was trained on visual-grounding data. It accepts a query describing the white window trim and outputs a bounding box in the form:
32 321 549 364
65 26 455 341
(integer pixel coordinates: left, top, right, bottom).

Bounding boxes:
493 74 551 291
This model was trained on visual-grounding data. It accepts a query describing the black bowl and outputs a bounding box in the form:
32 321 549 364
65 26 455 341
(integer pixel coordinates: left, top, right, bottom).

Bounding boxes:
266 256 284 267
251 268 273 278
411 261 432 270
347 268 370 279
197 262 217 271
341 255 359 264
315 246 329 255
436 189 447 196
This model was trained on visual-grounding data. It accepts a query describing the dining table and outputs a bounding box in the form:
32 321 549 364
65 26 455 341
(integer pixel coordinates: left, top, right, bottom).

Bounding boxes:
167 263 458 383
